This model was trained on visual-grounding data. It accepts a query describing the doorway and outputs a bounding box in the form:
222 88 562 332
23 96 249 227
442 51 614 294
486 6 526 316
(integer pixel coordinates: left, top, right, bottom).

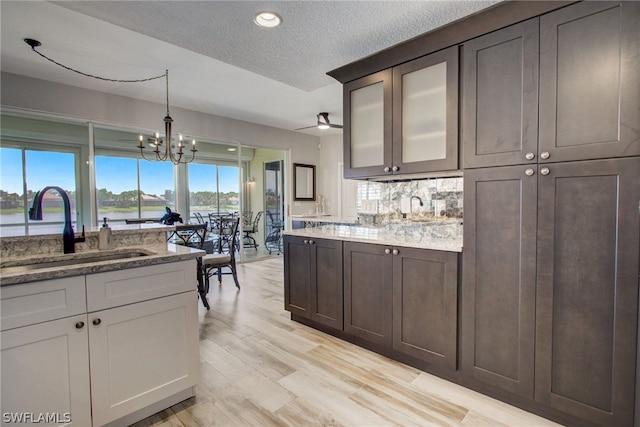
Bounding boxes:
242 149 285 262
264 160 284 255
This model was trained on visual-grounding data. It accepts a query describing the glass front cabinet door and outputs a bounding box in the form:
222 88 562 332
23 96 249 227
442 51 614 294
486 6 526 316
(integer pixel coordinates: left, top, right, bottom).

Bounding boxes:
343 69 393 179
343 46 458 179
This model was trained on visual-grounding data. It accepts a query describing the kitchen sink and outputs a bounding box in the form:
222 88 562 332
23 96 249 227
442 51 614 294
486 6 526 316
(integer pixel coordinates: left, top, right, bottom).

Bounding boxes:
0 249 151 274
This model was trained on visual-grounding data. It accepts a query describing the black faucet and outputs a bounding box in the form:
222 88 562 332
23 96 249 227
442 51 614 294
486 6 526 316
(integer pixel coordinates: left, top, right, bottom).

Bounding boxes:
410 196 424 215
29 186 85 254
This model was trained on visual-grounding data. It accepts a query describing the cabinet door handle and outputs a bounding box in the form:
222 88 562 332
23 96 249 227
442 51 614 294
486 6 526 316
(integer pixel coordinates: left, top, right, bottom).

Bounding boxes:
384 248 391 254
392 166 399 172
92 318 102 326
75 321 85 329
384 166 391 172
525 168 535 176
540 167 550 176
525 152 535 160
540 151 550 160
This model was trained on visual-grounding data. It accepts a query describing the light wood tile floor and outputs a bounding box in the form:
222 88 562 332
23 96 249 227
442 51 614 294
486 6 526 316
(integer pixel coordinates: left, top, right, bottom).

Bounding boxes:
132 257 562 427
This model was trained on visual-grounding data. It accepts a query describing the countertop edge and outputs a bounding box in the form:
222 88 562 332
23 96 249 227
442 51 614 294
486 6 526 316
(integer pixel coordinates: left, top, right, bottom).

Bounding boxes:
0 244 203 286
283 229 463 252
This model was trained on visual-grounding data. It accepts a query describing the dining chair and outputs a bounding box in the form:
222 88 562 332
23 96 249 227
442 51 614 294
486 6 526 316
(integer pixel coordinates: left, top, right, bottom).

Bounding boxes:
192 212 205 224
241 210 253 228
201 216 240 290
243 211 262 250
265 210 283 255
167 223 210 309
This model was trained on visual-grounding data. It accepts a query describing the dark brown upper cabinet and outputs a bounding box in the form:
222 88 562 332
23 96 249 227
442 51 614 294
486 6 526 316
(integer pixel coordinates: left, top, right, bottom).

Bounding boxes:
392 47 459 175
463 1 640 169
462 19 539 168
343 69 393 179
538 1 640 163
343 47 459 179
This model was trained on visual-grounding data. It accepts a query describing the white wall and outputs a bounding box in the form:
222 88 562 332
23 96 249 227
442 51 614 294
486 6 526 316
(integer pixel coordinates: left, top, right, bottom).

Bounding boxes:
317 134 343 215
318 133 359 220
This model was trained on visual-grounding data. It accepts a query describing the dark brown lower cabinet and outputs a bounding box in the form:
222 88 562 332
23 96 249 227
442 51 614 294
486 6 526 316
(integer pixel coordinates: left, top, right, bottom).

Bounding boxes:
344 242 458 369
283 236 343 330
392 246 458 370
343 242 393 347
534 158 639 426
462 165 537 398
464 157 640 426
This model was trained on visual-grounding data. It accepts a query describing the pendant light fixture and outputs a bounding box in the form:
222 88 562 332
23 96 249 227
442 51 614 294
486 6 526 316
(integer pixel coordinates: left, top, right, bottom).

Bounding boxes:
24 38 197 165
137 69 197 164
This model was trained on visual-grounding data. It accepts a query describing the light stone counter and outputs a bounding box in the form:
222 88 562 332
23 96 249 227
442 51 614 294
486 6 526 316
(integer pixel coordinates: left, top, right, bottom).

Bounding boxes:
0 224 203 286
284 225 462 252
290 215 358 224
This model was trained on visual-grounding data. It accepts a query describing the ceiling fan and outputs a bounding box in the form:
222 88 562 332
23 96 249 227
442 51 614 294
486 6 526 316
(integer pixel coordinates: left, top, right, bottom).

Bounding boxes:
295 112 343 130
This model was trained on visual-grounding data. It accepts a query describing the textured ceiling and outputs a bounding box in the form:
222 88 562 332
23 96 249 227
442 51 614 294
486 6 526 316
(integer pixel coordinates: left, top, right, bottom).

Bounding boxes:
1 0 501 135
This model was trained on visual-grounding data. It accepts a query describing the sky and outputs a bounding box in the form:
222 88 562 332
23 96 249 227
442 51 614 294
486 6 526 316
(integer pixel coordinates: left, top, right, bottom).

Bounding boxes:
0 147 239 196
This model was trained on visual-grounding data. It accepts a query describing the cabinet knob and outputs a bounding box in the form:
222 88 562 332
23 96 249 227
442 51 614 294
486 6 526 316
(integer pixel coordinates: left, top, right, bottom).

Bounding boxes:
392 249 399 255
384 166 391 172
540 167 550 176
392 166 399 172
525 152 535 160
540 151 550 160
384 248 391 254
525 168 535 176
308 240 314 245
303 239 309 244
92 318 102 326
75 321 85 329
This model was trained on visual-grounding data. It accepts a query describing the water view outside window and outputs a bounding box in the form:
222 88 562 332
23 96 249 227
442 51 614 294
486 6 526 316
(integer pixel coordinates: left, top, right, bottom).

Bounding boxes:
0 147 77 237
188 163 239 220
95 156 175 222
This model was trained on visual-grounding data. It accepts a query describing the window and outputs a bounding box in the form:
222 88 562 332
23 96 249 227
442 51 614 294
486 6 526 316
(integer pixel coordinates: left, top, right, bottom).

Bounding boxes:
95 156 175 222
0 146 77 237
187 163 239 220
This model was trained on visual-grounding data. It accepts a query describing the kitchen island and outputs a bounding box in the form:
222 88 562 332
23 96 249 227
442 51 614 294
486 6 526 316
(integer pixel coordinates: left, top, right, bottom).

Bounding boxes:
0 224 202 427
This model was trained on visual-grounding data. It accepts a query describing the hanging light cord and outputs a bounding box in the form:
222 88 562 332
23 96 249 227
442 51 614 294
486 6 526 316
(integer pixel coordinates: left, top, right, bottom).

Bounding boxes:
24 38 195 164
24 38 166 83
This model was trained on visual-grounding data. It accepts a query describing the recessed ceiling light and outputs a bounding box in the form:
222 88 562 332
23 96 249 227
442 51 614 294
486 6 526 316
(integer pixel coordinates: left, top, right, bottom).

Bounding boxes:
254 12 282 28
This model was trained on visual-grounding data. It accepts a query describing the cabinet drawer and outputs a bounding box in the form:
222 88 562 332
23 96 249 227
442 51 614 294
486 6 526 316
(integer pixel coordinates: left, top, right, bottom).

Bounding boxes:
0 276 86 331
86 260 196 311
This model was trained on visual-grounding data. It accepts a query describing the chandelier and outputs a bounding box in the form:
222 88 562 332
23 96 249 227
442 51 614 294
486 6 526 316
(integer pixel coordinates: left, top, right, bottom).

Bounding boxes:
137 70 197 164
24 38 197 165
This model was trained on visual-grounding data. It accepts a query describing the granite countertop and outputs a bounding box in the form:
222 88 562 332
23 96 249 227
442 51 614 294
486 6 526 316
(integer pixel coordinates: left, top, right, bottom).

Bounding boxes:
0 244 204 286
290 215 358 224
284 226 463 252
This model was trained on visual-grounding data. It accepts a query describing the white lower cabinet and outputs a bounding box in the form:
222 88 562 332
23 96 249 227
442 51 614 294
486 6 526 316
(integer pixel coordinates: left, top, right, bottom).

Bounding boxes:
0 261 199 427
1 314 92 427
89 292 199 426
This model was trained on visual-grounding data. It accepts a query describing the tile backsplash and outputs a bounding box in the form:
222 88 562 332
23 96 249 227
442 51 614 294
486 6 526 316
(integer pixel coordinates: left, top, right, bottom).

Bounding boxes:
356 177 463 238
